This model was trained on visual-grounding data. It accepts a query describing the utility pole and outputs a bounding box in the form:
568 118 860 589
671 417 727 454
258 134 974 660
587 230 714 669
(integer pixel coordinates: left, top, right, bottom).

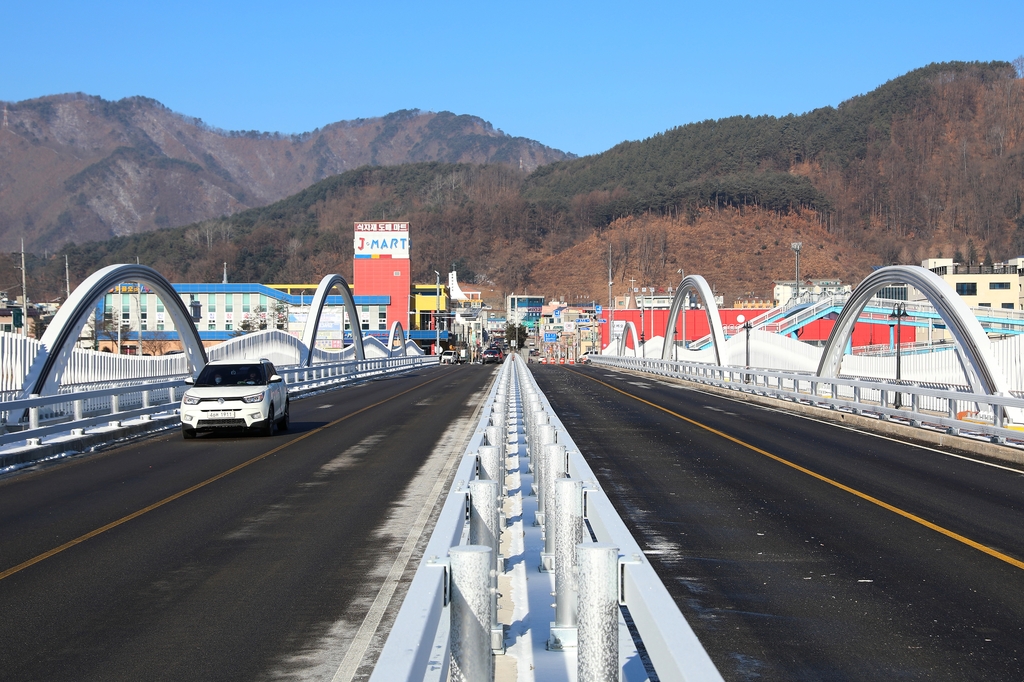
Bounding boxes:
135 284 142 356
20 239 28 337
435 270 441 355
607 244 614 351
791 242 802 304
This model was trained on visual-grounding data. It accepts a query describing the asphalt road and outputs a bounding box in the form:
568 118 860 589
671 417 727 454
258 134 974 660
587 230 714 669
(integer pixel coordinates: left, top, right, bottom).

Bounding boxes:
532 363 1024 681
0 364 495 682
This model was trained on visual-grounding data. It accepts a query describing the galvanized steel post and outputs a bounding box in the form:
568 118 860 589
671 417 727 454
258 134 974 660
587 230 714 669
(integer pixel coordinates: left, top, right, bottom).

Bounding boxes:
478 445 502 484
534 423 556 526
449 545 494 681
541 442 565 570
549 477 583 650
468 480 504 653
578 543 620 681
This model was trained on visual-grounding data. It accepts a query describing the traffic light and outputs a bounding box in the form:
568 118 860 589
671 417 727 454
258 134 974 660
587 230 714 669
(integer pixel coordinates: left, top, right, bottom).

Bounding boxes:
12 308 23 329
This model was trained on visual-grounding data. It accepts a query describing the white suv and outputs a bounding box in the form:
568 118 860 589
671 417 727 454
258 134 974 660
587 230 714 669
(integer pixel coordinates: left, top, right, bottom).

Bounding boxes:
180 359 289 439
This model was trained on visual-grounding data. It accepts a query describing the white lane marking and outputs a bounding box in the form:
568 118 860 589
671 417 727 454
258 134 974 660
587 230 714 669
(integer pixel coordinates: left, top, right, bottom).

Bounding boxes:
328 386 487 682
627 382 652 388
317 404 334 409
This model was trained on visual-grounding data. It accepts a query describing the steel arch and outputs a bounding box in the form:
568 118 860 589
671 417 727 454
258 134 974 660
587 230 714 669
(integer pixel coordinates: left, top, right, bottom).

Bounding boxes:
386 321 408 357
661 275 726 366
816 265 1010 396
19 264 207 399
616 320 641 356
301 274 365 366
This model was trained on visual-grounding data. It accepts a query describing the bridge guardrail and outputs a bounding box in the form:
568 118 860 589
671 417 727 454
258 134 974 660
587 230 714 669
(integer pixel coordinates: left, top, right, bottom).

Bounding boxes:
591 355 1024 446
0 355 438 452
372 356 723 681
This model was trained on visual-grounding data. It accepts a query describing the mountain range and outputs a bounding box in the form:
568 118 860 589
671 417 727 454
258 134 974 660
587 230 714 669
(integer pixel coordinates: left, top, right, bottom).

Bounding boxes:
0 96 571 251
3 60 1023 309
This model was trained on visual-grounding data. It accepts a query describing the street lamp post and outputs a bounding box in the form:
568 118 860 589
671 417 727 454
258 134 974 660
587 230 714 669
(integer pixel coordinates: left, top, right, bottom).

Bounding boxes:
738 314 752 383
791 242 802 304
434 270 440 355
639 288 645 358
889 302 908 408
677 268 686 357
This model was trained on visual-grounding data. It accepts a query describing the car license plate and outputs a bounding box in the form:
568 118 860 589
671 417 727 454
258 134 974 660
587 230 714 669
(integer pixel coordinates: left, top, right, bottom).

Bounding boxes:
207 410 235 418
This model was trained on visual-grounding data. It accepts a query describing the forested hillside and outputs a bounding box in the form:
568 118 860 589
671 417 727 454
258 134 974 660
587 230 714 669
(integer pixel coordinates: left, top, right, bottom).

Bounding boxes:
5 60 1023 308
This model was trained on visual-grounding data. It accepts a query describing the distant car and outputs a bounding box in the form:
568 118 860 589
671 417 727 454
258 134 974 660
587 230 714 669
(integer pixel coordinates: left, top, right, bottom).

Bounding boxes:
179 359 289 438
481 348 502 364
440 350 459 364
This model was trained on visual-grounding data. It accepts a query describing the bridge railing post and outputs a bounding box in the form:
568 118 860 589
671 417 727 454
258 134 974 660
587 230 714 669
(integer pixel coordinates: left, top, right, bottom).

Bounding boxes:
541 441 565 571
449 545 495 681
549 477 583 650
577 543 619 682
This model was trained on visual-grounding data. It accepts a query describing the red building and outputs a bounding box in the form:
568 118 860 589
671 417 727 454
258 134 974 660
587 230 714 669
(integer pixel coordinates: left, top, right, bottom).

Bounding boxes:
352 222 411 332
600 308 907 351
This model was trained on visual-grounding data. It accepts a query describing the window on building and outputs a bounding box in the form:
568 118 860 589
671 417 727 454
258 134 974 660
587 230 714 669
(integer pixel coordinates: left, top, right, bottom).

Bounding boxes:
225 322 233 331
243 293 251 313
955 282 978 296
378 310 387 330
208 294 216 312
1002 303 1015 309
225 295 234 312
208 322 217 330
990 282 1011 290
978 302 992 307
156 298 164 313
877 286 908 301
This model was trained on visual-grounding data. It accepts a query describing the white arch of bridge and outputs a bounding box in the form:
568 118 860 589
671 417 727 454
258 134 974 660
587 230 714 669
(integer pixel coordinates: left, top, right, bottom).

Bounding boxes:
817 265 1010 397
660 275 726 366
300 274 365 366
19 264 207 398
616 320 641 356
386 321 408 357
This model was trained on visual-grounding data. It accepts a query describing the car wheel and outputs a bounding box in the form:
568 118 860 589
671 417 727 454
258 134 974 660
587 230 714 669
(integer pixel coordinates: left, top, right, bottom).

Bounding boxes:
262 404 277 437
182 425 196 439
278 400 290 431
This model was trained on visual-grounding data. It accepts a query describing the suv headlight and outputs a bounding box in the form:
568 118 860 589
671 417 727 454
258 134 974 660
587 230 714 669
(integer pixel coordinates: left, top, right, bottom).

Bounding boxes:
243 392 266 404
183 394 200 405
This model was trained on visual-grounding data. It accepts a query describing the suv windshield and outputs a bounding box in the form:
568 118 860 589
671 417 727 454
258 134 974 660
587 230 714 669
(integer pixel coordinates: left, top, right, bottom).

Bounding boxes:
195 364 266 387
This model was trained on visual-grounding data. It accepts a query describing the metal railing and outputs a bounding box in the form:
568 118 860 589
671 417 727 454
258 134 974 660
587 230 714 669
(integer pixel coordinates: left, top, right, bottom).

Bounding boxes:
590 355 1024 445
372 356 723 681
0 354 437 452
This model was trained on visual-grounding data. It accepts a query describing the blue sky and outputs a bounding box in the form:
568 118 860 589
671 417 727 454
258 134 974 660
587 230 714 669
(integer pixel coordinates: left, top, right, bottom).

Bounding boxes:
2 1 1021 157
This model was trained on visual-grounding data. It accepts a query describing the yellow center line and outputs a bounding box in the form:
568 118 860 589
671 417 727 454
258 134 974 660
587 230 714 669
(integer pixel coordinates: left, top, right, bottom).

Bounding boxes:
568 367 1024 571
0 369 452 582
